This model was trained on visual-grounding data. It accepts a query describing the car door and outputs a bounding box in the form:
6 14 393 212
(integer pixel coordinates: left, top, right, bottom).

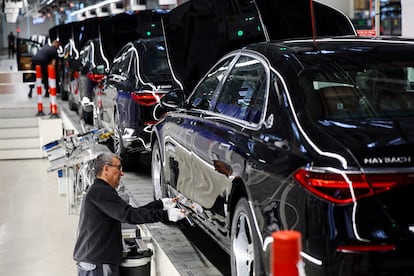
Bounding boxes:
165 57 235 200
190 54 268 226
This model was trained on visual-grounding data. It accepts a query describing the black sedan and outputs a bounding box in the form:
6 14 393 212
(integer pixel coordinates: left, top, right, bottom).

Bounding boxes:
151 37 414 275
94 37 182 167
70 38 110 125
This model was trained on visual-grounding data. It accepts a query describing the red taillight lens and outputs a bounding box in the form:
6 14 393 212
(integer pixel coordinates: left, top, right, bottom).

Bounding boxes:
293 168 413 204
86 72 105 82
144 121 158 126
130 92 164 106
337 244 396 253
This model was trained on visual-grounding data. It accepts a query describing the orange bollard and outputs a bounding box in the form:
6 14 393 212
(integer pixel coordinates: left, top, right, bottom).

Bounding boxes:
35 65 45 116
48 65 59 118
271 230 302 276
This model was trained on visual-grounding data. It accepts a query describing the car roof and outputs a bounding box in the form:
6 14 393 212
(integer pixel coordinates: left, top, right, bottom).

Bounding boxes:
244 36 414 55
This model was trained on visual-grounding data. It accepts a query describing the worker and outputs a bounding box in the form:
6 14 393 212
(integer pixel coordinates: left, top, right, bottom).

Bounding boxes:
7 31 15 58
28 40 60 98
73 152 186 276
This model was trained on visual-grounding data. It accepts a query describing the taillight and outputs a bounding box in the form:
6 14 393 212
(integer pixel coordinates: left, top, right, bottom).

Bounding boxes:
87 72 105 82
293 168 413 204
144 121 158 125
337 244 396 253
130 92 164 106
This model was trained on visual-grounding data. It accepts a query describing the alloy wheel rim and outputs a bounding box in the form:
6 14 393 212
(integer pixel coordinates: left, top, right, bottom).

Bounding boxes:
233 212 255 276
152 145 162 199
113 112 122 154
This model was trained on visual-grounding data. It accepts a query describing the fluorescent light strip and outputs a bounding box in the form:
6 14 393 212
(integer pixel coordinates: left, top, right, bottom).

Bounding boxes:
70 0 121 16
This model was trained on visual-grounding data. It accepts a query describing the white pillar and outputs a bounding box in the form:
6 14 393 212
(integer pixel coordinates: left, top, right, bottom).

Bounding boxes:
401 0 414 38
315 0 352 18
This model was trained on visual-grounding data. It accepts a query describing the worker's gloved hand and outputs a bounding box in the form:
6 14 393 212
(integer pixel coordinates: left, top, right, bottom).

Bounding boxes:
190 202 203 215
161 197 177 210
167 208 186 222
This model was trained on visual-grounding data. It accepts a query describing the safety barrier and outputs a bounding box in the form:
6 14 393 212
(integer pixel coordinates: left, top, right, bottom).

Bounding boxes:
35 65 44 116
271 230 304 276
48 64 59 118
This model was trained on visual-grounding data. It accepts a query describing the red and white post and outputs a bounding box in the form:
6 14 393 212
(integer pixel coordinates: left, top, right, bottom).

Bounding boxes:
35 65 44 116
48 65 59 118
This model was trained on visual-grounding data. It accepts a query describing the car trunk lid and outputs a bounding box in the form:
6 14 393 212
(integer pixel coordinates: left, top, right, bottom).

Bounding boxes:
162 0 355 94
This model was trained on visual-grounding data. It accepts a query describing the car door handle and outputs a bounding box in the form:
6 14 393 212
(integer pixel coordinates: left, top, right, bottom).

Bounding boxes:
219 143 231 150
186 129 194 135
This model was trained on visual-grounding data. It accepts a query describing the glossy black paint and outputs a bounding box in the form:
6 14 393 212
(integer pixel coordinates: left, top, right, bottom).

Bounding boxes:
95 37 182 166
72 38 110 124
162 0 355 94
51 18 105 101
152 37 414 275
100 10 167 61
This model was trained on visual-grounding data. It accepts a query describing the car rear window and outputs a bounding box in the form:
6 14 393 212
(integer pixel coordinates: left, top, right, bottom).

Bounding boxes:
299 58 414 120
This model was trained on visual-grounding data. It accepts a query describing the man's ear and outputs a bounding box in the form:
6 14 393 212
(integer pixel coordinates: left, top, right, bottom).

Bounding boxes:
102 164 109 174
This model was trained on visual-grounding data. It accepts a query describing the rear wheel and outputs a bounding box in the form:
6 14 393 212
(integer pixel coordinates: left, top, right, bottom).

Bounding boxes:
231 198 263 276
151 141 167 200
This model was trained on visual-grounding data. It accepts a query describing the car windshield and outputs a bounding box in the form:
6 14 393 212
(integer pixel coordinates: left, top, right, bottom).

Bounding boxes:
298 56 414 120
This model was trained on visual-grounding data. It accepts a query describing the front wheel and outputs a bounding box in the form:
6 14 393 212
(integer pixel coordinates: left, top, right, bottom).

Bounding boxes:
112 110 131 168
61 88 69 101
151 141 167 200
78 102 93 125
231 198 264 276
68 94 78 111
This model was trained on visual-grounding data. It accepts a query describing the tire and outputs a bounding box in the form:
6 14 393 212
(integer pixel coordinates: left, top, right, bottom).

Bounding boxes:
231 198 264 276
77 100 93 125
68 94 78 111
151 141 168 200
82 110 93 125
61 89 69 101
113 110 129 166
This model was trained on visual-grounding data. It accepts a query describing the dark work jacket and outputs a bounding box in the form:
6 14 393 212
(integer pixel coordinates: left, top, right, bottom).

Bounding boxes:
73 178 168 265
32 45 58 65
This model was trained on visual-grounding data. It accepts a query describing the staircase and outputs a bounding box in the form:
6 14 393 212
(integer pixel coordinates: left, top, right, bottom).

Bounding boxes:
0 56 45 160
0 112 44 159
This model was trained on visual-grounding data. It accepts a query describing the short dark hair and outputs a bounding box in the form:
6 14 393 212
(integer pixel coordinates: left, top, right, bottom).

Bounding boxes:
95 152 122 176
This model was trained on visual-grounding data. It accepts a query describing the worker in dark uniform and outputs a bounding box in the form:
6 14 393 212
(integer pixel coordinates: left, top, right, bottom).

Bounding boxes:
28 40 59 98
7 32 15 58
73 152 186 276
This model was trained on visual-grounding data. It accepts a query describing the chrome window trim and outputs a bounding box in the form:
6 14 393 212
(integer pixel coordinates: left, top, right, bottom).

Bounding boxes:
187 49 272 131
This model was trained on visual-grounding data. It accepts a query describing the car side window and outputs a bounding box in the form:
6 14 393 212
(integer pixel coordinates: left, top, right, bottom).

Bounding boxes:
110 55 123 76
215 55 266 123
190 58 233 110
79 46 89 68
110 48 132 77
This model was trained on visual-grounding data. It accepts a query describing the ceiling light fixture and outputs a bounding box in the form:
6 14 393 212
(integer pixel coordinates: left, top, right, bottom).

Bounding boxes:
70 0 121 16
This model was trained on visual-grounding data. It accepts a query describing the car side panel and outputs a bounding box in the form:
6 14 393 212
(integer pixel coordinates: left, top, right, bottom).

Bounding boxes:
160 113 196 200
